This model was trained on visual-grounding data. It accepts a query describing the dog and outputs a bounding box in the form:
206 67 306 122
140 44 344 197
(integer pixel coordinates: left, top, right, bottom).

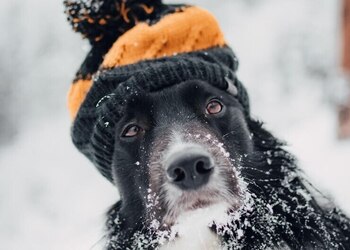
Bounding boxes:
64 0 350 249
102 79 350 250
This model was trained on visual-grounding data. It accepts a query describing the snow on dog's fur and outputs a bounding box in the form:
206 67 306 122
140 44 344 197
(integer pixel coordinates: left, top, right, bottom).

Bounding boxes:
63 0 350 249
104 81 350 249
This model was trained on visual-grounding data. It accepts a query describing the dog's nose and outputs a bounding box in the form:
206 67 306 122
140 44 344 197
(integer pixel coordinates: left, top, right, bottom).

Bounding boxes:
166 154 214 190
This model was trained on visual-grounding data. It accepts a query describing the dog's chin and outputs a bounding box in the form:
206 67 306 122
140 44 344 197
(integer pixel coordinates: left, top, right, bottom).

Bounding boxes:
162 188 241 228
157 201 232 250
187 197 215 210
181 193 231 212
162 201 233 241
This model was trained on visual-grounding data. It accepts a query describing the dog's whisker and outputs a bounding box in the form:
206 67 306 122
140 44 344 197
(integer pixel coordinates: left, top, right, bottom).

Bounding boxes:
222 130 236 139
241 173 279 183
237 166 278 176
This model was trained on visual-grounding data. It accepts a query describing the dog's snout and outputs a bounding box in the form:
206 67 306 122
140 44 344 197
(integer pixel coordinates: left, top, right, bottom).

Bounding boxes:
166 154 214 190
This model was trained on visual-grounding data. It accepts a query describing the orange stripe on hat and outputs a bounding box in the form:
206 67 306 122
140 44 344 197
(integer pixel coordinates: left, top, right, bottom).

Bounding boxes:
68 6 226 120
102 6 226 68
68 79 93 119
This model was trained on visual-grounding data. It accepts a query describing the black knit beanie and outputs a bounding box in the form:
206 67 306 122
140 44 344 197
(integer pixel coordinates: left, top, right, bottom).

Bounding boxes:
65 0 250 182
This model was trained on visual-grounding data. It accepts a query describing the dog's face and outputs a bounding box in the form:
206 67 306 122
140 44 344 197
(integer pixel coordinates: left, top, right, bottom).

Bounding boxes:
107 80 350 250
112 80 253 228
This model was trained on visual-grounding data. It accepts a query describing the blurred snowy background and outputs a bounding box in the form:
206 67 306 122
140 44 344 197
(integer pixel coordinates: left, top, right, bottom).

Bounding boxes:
0 0 349 249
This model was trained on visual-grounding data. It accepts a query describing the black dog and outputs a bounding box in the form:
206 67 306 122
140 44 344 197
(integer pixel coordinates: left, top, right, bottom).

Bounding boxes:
104 80 350 249
63 0 350 249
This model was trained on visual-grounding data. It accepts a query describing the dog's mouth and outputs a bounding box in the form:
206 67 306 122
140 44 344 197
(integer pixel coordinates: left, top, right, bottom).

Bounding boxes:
188 197 214 210
159 175 243 227
176 189 220 210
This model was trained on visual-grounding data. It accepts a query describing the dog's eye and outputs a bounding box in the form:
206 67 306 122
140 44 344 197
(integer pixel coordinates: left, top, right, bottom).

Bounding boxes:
206 100 223 114
122 125 143 137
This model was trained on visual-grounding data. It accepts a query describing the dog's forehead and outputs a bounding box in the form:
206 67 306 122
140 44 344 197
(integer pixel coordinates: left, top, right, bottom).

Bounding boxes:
123 80 237 125
149 80 214 113
149 80 224 103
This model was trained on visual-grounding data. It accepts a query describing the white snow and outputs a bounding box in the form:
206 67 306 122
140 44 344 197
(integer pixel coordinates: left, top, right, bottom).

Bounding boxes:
0 117 117 250
0 0 349 249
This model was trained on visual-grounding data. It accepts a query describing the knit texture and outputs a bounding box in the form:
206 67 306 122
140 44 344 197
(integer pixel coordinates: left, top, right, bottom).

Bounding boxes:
65 0 250 181
101 6 226 69
67 5 226 118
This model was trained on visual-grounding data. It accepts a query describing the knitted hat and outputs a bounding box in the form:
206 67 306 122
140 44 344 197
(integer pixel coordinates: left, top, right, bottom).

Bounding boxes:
65 0 250 182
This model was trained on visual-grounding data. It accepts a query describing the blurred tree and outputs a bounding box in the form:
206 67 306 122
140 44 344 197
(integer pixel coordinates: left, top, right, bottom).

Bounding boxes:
342 0 350 71
339 0 350 139
0 3 20 145
0 70 17 145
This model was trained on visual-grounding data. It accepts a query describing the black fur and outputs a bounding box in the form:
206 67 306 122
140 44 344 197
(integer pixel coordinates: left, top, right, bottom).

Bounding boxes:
102 80 350 249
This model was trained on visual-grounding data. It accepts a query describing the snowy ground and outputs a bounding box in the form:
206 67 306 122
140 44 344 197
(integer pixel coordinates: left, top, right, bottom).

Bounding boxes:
0 0 349 249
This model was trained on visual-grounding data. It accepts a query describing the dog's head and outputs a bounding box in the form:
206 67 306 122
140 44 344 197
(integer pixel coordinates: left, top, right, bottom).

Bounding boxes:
65 1 350 248
111 79 252 228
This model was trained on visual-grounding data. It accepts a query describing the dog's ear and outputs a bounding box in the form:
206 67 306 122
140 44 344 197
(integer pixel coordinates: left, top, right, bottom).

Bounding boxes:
64 0 164 44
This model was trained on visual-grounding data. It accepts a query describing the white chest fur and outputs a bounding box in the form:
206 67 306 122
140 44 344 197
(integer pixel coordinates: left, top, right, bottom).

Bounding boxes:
159 203 230 250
